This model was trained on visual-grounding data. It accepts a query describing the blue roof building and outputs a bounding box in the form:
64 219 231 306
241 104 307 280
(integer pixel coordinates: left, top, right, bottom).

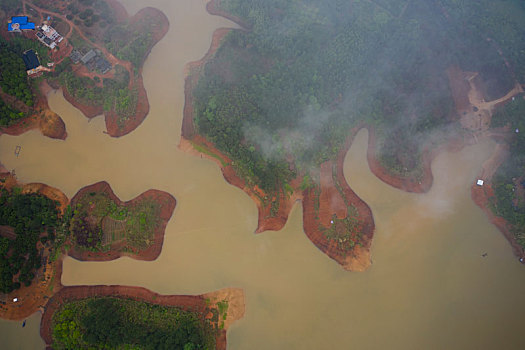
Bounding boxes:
7 16 36 32
11 16 29 24
22 50 40 70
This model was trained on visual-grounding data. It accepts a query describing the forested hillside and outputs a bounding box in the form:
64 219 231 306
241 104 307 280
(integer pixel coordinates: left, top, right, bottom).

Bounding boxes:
192 0 525 194
51 297 216 349
490 95 525 248
0 39 34 108
0 188 60 293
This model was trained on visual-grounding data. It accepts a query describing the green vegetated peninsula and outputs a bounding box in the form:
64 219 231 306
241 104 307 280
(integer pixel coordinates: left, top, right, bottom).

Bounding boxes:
41 286 245 350
0 184 62 294
475 94 525 258
51 297 216 349
0 0 169 138
491 96 525 246
0 29 65 138
183 0 525 268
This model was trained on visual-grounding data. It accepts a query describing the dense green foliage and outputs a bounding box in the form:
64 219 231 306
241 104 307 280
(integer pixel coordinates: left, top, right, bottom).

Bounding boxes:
65 0 115 29
193 0 525 193
63 0 156 65
490 95 525 247
70 190 160 251
0 188 60 293
52 297 216 349
441 0 525 96
105 28 153 69
7 36 51 66
0 39 34 107
0 0 21 12
0 98 24 126
59 64 138 123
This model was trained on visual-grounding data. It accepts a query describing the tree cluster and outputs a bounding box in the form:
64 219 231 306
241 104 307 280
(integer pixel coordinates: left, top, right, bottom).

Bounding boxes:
0 39 34 107
52 297 216 349
0 98 24 127
0 188 60 293
192 0 524 194
58 64 138 124
490 95 525 247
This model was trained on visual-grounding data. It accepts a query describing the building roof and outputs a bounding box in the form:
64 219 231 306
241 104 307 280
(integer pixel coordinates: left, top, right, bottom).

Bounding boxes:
8 16 35 31
69 50 83 64
95 56 112 74
80 50 97 64
11 16 28 24
22 50 40 70
20 23 35 30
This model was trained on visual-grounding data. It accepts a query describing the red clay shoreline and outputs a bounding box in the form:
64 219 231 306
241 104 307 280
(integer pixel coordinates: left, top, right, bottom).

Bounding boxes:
40 285 244 350
67 181 176 262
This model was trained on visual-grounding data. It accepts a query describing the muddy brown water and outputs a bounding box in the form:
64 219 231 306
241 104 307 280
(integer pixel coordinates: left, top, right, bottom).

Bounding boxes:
1 0 525 348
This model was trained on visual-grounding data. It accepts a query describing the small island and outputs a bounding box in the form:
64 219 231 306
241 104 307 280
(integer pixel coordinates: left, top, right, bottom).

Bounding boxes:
0 0 169 138
67 181 176 261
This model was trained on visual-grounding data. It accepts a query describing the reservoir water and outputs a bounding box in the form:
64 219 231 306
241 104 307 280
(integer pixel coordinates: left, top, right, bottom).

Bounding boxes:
0 0 524 348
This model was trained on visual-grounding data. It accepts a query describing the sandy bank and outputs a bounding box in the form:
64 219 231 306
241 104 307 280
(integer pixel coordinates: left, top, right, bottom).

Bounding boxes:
40 285 245 350
0 81 67 140
67 181 176 262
